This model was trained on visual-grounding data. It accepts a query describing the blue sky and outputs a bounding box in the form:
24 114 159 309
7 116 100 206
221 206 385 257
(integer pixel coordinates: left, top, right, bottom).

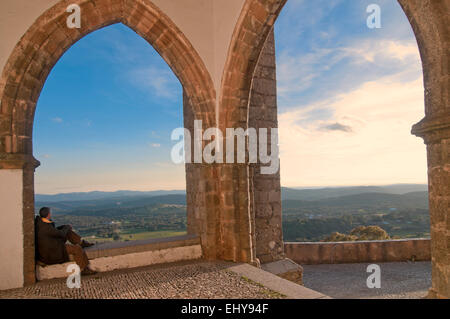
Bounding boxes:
34 0 427 194
274 0 426 187
34 24 185 193
275 0 422 111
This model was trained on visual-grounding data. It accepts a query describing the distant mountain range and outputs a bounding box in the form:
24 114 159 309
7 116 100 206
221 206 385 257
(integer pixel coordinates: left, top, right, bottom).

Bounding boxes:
282 191 428 210
35 184 428 215
37 184 427 202
35 190 186 202
36 194 187 214
281 184 428 201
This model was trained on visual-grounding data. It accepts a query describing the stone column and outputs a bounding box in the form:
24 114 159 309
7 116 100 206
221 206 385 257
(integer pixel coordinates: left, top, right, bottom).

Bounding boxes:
248 29 284 264
183 90 221 260
412 116 450 299
183 90 199 236
0 155 39 289
398 0 449 298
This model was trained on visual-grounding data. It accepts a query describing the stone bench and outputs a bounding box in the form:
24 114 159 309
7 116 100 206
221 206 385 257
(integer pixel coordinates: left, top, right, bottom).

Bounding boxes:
36 234 202 281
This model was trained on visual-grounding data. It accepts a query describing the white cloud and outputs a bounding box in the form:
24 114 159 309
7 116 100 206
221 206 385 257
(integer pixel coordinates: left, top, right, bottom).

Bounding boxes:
52 117 63 123
276 39 422 109
278 75 427 187
277 48 333 98
340 39 420 64
150 143 161 148
128 66 179 100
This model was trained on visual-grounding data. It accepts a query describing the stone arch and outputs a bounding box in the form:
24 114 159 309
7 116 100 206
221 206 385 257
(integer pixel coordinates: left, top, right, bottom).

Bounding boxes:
221 0 449 298
398 0 449 120
398 0 449 299
217 0 287 265
0 0 216 154
220 0 285 131
0 0 215 285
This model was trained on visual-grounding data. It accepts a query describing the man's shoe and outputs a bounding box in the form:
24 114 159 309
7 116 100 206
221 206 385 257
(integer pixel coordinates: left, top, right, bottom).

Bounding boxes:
81 240 95 248
81 267 97 276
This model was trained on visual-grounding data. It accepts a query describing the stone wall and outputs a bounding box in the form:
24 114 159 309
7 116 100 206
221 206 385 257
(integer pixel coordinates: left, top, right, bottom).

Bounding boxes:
285 239 431 265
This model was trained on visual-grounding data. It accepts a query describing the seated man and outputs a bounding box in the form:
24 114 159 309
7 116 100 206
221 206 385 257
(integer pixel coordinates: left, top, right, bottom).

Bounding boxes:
35 207 96 275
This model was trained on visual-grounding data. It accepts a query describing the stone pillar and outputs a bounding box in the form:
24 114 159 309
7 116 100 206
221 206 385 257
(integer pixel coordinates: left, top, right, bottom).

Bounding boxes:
183 90 199 236
183 90 221 260
248 29 284 263
0 168 24 290
217 162 255 263
0 155 39 289
397 0 449 298
185 88 256 264
412 116 450 299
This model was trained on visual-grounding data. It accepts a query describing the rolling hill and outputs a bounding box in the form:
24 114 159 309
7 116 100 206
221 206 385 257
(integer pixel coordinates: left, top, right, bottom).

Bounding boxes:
281 184 428 201
35 189 185 202
282 191 428 210
38 184 429 242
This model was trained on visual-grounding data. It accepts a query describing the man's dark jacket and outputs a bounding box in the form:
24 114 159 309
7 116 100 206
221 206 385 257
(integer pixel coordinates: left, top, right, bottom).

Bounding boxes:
35 216 70 264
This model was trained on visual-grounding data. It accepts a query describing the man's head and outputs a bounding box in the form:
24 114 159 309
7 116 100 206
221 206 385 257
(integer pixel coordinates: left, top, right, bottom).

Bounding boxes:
39 207 51 219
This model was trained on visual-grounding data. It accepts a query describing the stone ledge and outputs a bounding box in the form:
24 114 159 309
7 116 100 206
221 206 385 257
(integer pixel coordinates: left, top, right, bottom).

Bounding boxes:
227 263 328 299
261 258 303 285
285 238 431 265
412 113 450 143
85 234 200 259
36 235 202 281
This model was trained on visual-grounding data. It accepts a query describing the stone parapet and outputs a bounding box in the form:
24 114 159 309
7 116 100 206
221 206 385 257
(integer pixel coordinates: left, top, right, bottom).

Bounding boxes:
285 239 431 265
36 235 202 281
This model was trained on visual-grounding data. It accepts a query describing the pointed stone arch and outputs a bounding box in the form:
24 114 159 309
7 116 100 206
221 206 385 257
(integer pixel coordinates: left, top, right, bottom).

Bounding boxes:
216 0 287 266
221 0 449 298
398 0 450 299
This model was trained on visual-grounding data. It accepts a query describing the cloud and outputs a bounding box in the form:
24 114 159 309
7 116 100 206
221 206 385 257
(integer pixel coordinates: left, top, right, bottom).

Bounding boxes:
128 66 179 100
276 39 422 111
278 75 427 187
276 33 424 184
150 143 161 148
340 40 420 64
52 117 63 123
320 122 353 133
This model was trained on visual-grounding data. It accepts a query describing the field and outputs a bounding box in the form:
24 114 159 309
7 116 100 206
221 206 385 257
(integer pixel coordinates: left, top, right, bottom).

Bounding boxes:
39 184 430 243
84 230 188 243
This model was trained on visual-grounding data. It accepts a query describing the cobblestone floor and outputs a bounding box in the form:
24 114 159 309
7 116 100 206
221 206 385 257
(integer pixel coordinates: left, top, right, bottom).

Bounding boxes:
0 261 285 299
302 261 431 299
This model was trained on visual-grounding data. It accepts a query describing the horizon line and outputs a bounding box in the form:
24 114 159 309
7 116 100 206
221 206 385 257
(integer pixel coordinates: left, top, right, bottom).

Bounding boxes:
35 182 428 196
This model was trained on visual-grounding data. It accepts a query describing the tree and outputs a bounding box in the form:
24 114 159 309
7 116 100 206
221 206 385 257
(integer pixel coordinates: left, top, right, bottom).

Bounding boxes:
350 226 390 240
322 232 357 242
323 226 390 242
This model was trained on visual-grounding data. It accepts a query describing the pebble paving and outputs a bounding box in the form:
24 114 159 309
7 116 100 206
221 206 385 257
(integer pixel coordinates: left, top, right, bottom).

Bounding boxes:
0 260 285 299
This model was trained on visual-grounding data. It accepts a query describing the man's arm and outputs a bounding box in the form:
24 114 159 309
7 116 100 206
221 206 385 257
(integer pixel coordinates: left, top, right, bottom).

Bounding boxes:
48 225 70 240
57 225 72 231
